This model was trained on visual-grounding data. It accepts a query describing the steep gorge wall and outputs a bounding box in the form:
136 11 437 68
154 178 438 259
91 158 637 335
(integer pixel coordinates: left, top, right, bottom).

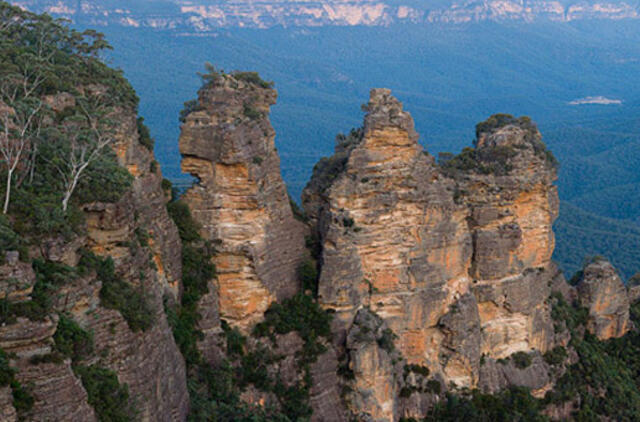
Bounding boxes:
0 96 189 421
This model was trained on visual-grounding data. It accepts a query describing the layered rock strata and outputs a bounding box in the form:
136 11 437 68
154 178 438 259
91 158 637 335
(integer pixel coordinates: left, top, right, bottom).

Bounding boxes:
179 72 306 331
0 99 189 421
302 89 560 420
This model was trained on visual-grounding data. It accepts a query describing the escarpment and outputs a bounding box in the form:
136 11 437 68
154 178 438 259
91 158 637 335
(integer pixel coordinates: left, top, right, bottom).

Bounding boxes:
0 92 188 419
179 72 306 331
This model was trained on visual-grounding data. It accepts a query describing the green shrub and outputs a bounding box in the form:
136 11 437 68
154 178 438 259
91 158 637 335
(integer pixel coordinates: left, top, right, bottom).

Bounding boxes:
404 364 430 378
543 346 567 366
179 99 204 123
0 216 27 261
243 104 262 120
289 195 308 223
0 259 78 323
134 227 150 247
511 351 532 369
253 294 332 353
53 314 94 362
136 117 154 151
426 380 441 394
221 320 247 358
75 365 135 421
0 349 15 387
232 71 274 89
550 292 588 340
11 380 34 415
73 151 133 204
80 250 154 332
298 260 318 295
166 200 201 242
428 387 546 421
377 328 397 354
161 178 173 192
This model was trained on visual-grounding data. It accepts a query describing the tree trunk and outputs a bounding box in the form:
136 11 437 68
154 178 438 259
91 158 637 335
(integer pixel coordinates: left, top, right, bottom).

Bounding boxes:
61 189 71 212
3 169 12 214
61 169 83 212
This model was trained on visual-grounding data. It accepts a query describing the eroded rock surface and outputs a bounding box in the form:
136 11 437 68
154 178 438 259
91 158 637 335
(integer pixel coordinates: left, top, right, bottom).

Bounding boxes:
179 72 306 331
302 90 560 419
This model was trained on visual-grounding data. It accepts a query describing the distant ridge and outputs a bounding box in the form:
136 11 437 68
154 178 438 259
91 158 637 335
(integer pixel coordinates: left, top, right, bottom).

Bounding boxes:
12 0 640 30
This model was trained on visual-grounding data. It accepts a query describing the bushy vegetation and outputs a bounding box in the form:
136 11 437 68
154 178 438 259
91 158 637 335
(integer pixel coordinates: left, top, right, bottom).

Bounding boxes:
53 314 94 362
543 346 567 366
232 71 274 89
541 297 640 419
167 200 201 242
166 194 295 420
424 387 547 421
0 259 77 324
0 3 139 228
75 365 136 422
439 114 558 178
298 260 318 295
136 117 154 151
302 128 362 198
0 348 34 417
438 145 517 177
79 250 154 332
511 351 532 369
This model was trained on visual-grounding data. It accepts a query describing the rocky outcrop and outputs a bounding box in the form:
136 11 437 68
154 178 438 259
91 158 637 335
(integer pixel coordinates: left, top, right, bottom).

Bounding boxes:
309 345 348 422
343 308 401 422
460 115 558 360
478 352 551 397
628 273 640 304
179 72 306 331
302 89 559 419
576 258 630 340
0 254 35 303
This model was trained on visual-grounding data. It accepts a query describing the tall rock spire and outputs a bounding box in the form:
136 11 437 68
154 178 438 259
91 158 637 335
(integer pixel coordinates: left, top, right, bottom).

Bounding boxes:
179 72 306 331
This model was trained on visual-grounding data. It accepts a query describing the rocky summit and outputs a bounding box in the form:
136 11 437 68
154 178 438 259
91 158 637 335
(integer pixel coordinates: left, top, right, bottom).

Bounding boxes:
2 6 640 420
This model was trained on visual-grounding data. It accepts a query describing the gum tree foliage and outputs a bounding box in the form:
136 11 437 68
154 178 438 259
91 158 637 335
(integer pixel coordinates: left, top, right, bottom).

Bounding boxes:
0 2 135 218
45 93 118 211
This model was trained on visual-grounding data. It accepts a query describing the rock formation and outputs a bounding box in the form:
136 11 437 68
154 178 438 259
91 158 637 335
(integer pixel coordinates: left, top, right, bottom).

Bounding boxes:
2 39 639 418
575 258 630 340
179 71 306 331
302 89 560 419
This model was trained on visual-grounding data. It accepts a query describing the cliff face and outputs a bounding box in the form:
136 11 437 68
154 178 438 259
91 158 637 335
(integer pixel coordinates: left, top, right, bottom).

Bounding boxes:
302 89 560 419
179 72 306 331
0 97 189 421
78 107 190 421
